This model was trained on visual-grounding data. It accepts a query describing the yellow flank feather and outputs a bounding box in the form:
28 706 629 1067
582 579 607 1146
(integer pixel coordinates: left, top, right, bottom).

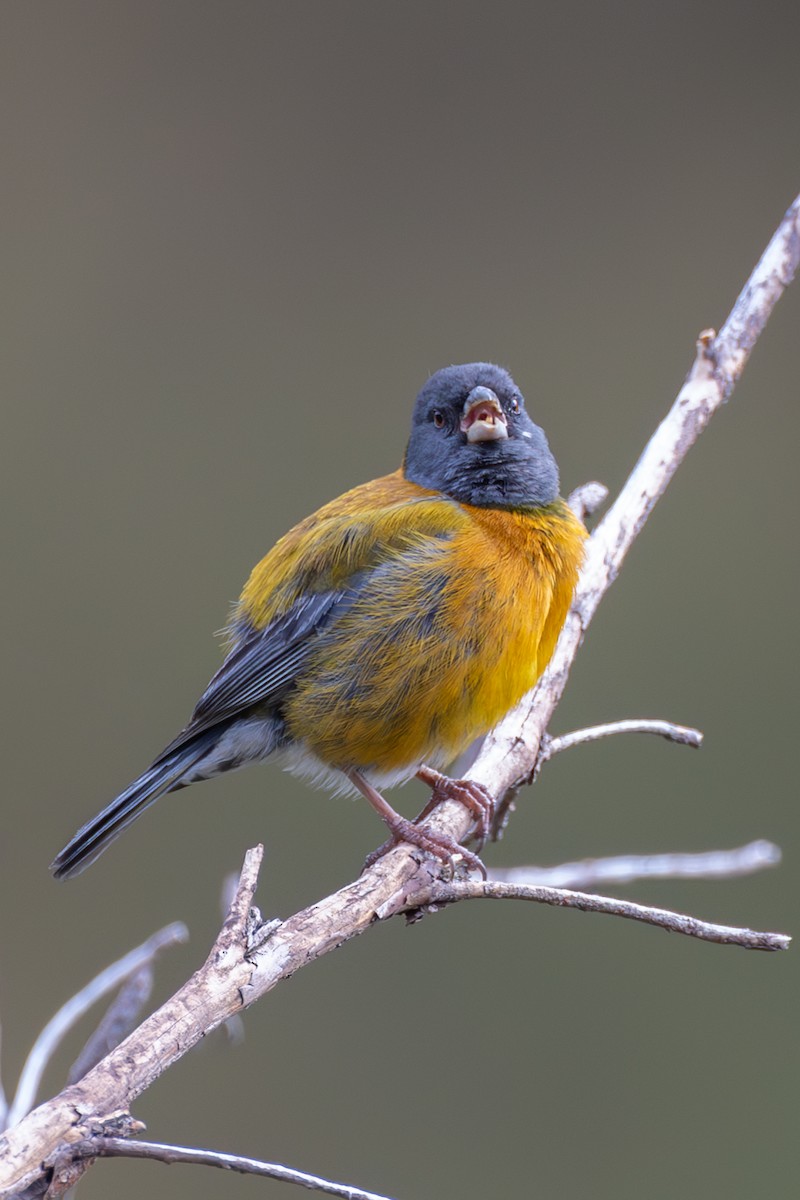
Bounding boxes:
237 470 585 776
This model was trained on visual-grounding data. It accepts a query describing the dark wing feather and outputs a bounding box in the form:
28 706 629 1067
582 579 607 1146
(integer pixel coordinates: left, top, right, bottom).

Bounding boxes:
159 589 346 758
52 591 347 880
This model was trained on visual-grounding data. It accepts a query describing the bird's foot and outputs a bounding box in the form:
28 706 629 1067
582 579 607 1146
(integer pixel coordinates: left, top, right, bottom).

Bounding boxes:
362 818 487 879
415 767 495 850
348 768 487 879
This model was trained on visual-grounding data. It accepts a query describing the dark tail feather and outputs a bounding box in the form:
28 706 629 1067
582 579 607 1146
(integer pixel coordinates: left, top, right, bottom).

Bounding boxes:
51 733 217 880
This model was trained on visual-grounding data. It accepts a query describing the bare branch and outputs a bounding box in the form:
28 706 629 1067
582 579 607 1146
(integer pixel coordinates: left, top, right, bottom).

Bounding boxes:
0 197 796 1199
4 921 188 1131
541 718 703 763
69 1136 399 1200
406 879 791 952
489 840 783 889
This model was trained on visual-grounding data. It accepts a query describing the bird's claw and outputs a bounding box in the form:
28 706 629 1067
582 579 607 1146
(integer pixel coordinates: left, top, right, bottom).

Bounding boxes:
416 768 495 850
362 816 487 879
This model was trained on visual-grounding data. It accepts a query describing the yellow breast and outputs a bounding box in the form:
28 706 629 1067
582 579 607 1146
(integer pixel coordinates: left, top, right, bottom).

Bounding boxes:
281 493 585 776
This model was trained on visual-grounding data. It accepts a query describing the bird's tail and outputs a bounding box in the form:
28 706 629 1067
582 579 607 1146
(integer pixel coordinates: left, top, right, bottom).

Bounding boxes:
50 731 217 880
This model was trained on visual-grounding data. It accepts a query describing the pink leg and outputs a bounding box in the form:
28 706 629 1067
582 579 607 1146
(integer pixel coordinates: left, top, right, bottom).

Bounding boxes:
349 770 487 878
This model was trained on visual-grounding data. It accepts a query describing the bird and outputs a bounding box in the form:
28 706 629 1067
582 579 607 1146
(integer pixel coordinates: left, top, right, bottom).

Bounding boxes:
51 362 586 881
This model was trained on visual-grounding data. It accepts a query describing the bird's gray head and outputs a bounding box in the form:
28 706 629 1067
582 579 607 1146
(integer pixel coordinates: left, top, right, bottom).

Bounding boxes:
403 362 559 509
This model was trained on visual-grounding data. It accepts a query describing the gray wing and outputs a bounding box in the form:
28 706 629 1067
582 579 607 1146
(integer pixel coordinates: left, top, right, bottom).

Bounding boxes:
51 589 350 880
158 589 347 759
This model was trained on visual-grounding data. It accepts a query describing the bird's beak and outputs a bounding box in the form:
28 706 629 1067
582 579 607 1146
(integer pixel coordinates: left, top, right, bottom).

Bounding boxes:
460 387 509 443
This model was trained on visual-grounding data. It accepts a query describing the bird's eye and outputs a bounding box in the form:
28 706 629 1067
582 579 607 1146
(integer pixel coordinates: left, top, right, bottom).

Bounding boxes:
509 397 520 415
432 410 445 428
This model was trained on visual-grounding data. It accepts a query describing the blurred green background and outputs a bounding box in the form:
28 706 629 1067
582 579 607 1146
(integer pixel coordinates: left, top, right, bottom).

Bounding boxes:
1 3 798 1197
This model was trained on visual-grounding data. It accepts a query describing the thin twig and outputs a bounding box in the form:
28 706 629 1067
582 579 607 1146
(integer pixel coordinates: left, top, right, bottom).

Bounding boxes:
409 880 791 951
74 1137 398 1200
541 718 703 762
4 921 188 1130
488 840 782 889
